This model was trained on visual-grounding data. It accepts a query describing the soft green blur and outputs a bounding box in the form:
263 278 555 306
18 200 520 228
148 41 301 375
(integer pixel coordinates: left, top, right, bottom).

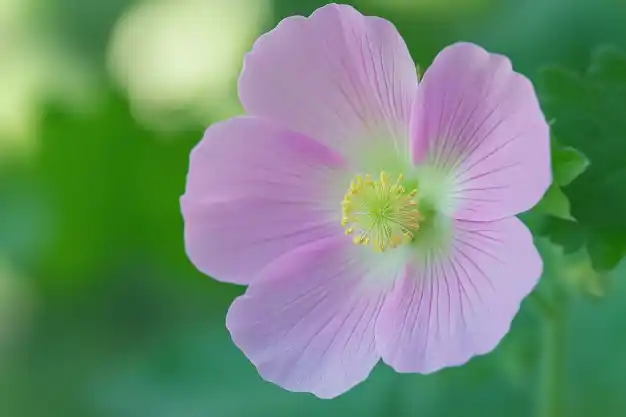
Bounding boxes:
1 0 625 416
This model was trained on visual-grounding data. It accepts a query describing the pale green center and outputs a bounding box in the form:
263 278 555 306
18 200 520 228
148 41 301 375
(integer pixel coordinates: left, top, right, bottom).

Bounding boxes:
341 171 424 252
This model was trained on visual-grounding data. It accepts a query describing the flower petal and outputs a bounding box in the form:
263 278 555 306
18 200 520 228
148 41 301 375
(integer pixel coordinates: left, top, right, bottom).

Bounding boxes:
411 42 551 220
375 217 541 373
181 116 347 284
239 4 418 163
226 237 396 398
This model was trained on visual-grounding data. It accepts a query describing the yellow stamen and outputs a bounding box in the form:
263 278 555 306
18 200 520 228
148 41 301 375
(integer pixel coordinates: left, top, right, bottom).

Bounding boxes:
340 171 424 252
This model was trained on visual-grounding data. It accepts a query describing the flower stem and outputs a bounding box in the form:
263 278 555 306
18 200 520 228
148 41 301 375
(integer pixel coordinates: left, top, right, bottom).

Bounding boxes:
537 288 568 417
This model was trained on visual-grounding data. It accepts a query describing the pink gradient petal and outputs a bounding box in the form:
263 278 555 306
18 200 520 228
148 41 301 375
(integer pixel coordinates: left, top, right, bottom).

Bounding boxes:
181 117 347 285
239 4 418 157
411 42 551 221
226 237 394 398
376 217 541 373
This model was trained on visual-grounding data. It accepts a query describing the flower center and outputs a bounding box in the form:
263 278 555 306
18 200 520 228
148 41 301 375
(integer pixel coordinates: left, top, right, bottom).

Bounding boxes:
341 171 424 252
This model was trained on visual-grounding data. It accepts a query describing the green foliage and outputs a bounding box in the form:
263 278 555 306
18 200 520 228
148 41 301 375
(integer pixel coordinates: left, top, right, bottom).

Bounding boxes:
539 46 626 272
521 139 588 247
551 143 590 187
33 93 230 295
532 138 589 221
0 176 51 263
533 184 574 221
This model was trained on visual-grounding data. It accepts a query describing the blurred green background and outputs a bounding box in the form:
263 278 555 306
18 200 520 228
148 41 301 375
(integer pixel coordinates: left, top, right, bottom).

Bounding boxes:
1 0 626 416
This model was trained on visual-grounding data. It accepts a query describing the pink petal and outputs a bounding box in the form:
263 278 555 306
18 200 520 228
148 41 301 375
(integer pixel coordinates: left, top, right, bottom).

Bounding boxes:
226 237 395 398
239 4 418 162
375 217 541 373
411 42 551 221
181 117 347 285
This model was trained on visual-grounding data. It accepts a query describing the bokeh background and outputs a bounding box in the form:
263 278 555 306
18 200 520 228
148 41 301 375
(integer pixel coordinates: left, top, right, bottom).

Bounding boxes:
1 0 626 416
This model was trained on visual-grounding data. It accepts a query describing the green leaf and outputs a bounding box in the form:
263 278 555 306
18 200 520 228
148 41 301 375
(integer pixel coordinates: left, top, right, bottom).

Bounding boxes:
587 234 626 272
551 143 590 186
533 184 575 221
540 217 586 254
539 45 626 271
523 138 586 235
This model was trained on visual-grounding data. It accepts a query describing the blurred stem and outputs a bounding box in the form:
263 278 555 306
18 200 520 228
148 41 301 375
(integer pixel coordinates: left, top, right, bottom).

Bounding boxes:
537 287 568 417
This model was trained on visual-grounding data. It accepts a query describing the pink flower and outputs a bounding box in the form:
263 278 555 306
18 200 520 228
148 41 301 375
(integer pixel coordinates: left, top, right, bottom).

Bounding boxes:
181 3 550 399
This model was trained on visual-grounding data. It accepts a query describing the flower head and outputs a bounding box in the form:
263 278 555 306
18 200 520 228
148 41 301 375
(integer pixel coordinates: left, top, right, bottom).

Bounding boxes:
181 3 551 399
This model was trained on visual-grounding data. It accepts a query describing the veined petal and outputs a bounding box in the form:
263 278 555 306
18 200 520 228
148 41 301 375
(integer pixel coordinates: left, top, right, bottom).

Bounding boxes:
239 4 418 168
181 117 347 284
226 236 399 398
411 42 551 221
183 116 347 205
375 217 541 373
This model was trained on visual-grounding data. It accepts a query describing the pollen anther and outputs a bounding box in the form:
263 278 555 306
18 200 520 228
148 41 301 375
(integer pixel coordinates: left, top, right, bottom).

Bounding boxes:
340 171 423 252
